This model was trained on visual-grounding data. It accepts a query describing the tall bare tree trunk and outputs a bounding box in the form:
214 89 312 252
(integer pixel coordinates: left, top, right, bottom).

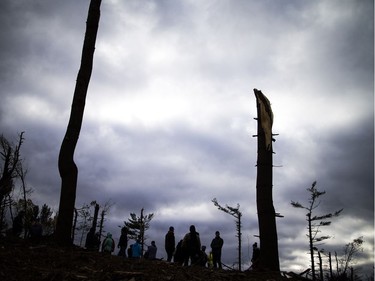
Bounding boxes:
91 203 100 231
318 251 323 281
254 89 280 272
140 208 145 255
71 208 78 242
98 209 105 242
308 212 316 280
329 252 333 280
55 0 102 245
237 214 242 271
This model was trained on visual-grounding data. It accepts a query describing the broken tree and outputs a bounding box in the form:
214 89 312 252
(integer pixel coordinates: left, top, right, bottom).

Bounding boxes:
253 88 280 272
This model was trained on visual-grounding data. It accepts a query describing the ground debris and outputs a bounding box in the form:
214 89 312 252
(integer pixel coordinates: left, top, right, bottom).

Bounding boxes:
0 239 302 281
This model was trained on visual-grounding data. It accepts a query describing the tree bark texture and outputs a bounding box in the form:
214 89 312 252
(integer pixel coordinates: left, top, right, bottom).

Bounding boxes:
56 0 102 245
254 89 280 271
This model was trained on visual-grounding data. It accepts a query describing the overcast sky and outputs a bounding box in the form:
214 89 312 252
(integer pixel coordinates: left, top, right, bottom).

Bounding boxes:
0 0 373 275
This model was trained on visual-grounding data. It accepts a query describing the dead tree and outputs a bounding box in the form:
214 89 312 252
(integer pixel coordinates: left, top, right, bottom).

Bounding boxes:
55 0 102 245
87 200 100 233
98 200 113 240
0 132 24 208
212 198 242 271
291 181 343 281
253 89 280 272
0 132 25 234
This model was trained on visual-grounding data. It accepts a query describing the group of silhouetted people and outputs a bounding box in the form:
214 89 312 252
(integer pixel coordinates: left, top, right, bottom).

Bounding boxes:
85 224 260 270
9 211 43 242
10 209 259 269
114 226 157 260
164 225 224 268
102 224 225 268
165 225 261 270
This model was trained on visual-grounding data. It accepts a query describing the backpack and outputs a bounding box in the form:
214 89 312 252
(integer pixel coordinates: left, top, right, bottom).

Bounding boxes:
187 233 200 254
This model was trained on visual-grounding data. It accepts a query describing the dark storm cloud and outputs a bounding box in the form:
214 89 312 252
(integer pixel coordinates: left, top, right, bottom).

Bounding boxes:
307 2 373 95
0 0 373 274
0 0 92 126
274 114 374 211
316 118 374 221
0 0 88 70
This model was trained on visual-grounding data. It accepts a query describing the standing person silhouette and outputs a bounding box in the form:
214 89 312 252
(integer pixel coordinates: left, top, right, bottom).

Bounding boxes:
210 231 224 269
182 225 201 266
251 242 260 270
102 233 115 254
165 226 175 262
117 227 128 258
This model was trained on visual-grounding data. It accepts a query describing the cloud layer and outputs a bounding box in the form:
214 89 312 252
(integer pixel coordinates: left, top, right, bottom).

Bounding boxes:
0 0 373 275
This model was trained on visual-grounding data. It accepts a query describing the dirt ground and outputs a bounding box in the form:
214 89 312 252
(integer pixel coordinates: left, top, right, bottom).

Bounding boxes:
0 239 302 281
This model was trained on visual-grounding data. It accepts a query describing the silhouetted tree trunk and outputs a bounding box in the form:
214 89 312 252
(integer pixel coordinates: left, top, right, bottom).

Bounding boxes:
140 208 145 255
335 252 339 275
318 251 323 281
98 200 114 244
254 89 280 272
55 0 102 245
99 209 104 241
308 212 316 279
329 252 333 280
91 202 100 231
72 208 78 242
